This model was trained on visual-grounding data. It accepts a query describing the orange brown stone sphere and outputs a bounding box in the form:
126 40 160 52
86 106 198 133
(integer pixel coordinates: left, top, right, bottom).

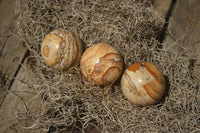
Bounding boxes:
41 29 82 70
121 62 166 106
80 43 123 85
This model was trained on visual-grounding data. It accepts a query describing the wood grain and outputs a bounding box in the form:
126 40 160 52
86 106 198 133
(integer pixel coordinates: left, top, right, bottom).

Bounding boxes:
0 65 46 133
0 0 44 132
151 0 172 20
0 0 28 108
163 0 200 74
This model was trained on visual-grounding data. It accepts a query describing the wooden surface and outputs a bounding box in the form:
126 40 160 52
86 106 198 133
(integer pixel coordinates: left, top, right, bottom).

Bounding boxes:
163 0 200 73
0 66 45 133
0 0 28 107
0 0 42 132
151 0 172 20
164 0 200 47
0 0 199 132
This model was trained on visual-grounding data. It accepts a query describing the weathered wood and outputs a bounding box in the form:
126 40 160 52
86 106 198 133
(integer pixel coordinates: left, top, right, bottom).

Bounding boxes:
0 0 28 107
163 0 200 73
151 0 172 20
0 0 18 35
0 65 46 133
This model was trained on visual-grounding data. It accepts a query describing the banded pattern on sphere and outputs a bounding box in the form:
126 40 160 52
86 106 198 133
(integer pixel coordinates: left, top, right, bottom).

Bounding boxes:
81 43 123 85
41 29 82 70
121 62 166 106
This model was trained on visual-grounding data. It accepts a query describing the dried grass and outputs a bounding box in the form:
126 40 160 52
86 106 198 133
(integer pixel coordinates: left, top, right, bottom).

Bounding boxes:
15 0 200 132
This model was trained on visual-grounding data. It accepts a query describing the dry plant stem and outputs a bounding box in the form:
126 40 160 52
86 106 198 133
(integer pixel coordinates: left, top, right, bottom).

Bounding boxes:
15 0 200 132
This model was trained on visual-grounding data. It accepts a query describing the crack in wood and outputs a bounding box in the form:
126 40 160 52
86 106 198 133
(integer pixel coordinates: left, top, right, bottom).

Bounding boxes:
0 36 10 57
0 44 29 108
159 0 177 44
7 47 29 90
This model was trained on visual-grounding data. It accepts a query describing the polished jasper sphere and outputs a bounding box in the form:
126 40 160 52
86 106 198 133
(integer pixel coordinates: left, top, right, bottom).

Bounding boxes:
41 29 82 70
121 62 166 106
80 43 123 85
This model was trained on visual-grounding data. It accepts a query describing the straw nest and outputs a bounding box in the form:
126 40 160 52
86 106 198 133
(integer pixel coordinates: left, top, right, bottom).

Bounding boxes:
15 0 200 132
